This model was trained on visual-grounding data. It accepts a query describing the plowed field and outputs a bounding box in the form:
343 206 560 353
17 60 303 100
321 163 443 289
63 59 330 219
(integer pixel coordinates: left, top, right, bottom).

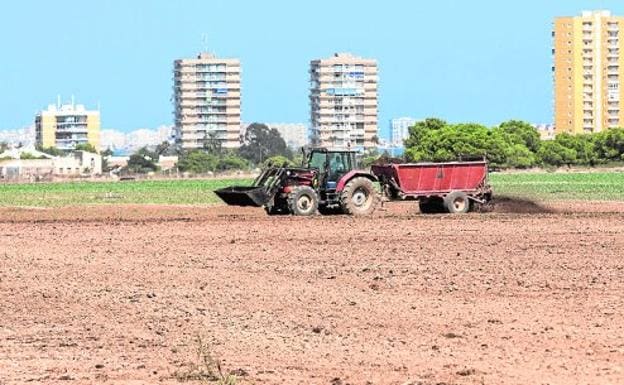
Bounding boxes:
1 201 623 384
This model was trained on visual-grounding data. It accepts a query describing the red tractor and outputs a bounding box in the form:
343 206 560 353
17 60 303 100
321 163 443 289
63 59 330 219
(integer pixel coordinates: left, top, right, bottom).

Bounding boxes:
215 148 379 216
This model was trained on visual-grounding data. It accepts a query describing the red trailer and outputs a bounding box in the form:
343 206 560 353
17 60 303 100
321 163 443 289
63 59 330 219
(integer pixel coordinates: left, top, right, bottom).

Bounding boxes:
371 160 492 213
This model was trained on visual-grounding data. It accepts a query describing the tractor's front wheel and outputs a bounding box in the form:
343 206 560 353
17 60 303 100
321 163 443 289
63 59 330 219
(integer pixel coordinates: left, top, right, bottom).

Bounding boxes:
287 186 319 216
340 177 379 216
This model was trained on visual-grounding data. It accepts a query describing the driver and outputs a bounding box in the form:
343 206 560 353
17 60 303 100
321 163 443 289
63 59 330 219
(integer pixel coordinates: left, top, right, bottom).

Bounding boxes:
330 154 345 180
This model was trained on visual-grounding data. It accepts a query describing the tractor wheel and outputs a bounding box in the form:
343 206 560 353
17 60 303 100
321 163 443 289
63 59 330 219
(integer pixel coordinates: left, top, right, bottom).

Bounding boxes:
444 191 471 214
340 177 379 216
419 198 445 214
287 186 318 216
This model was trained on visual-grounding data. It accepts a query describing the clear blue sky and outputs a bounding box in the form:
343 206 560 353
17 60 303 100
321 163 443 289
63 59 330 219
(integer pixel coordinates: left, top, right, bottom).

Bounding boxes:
0 0 622 139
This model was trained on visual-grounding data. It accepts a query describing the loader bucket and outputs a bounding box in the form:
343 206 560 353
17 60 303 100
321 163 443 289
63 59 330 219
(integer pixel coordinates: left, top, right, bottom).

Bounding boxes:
214 186 271 207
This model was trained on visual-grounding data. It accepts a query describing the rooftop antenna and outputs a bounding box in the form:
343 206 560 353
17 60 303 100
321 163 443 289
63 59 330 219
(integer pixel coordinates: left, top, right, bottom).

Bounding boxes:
71 95 75 108
201 33 209 54
57 94 61 109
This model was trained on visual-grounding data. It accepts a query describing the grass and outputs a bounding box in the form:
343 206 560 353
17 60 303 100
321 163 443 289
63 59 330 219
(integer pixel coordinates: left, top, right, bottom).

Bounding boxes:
489 171 624 201
0 171 623 207
0 179 253 207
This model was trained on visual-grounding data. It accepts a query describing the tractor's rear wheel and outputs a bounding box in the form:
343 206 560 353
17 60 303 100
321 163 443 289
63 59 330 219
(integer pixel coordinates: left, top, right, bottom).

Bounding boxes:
444 191 471 214
287 186 318 216
340 177 379 216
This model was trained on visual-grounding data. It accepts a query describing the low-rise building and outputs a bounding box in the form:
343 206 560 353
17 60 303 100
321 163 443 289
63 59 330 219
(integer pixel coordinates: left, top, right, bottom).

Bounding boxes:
0 147 102 180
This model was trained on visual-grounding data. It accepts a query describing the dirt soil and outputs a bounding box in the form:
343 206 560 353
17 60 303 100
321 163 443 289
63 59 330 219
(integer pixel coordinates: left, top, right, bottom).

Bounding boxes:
1 200 624 385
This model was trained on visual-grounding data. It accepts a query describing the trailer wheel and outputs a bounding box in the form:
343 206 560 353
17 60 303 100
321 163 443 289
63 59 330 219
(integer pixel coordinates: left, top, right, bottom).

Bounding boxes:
340 177 379 216
444 191 470 214
287 186 318 216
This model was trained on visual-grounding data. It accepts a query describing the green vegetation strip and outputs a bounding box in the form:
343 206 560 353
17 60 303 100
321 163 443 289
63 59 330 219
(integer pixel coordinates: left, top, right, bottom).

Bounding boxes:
0 179 253 207
489 172 624 201
0 172 623 207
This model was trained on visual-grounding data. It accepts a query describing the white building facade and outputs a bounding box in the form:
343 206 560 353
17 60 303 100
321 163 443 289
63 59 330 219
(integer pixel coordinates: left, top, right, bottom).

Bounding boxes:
309 53 378 149
173 53 241 149
390 117 417 146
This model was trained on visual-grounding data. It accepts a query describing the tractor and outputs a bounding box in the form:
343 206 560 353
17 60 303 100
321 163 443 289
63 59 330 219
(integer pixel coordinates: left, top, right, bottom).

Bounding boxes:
215 148 379 216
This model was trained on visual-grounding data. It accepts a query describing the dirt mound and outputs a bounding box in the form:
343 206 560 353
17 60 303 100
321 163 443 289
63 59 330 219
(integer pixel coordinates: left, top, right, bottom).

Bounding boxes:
491 196 554 214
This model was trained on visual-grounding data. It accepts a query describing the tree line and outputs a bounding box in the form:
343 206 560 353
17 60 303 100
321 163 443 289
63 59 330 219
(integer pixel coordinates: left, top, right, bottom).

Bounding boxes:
125 123 296 174
404 118 624 168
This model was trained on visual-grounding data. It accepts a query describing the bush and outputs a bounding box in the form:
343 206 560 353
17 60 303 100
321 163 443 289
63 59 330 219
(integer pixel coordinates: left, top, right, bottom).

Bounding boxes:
216 154 249 171
177 150 250 174
126 147 159 173
177 151 218 174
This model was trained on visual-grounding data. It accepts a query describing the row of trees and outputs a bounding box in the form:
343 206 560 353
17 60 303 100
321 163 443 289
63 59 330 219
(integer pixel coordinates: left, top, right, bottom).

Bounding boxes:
125 123 295 174
404 119 624 168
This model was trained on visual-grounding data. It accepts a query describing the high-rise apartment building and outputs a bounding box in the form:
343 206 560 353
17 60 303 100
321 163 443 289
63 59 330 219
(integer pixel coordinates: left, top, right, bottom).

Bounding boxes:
35 102 100 151
390 117 417 146
554 10 624 134
173 53 241 149
309 53 378 149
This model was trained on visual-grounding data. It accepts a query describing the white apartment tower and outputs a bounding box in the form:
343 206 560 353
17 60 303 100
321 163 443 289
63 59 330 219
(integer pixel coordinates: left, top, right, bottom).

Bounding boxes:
309 53 378 149
390 117 417 146
173 53 241 149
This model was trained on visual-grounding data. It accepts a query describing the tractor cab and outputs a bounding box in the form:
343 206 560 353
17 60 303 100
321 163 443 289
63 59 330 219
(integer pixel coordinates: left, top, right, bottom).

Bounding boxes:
304 148 359 190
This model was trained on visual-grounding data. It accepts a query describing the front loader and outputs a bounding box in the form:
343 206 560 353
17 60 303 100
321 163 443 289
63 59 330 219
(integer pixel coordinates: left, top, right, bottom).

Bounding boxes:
214 148 379 216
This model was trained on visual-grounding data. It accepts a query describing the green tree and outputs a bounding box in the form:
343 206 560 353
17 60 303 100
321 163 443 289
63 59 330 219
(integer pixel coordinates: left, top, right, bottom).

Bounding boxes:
155 141 172 156
537 140 577 166
595 128 624 161
239 123 292 164
0 142 8 152
101 148 114 157
555 133 598 166
504 144 537 169
126 147 159 173
496 120 541 152
176 150 218 174
216 154 249 171
403 118 537 169
403 118 446 153
203 132 223 154
74 143 98 153
36 145 65 157
20 152 45 160
101 148 114 172
262 155 293 168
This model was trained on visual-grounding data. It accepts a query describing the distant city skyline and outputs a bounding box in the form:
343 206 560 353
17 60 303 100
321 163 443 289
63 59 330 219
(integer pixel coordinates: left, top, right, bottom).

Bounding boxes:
2 1 624 137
